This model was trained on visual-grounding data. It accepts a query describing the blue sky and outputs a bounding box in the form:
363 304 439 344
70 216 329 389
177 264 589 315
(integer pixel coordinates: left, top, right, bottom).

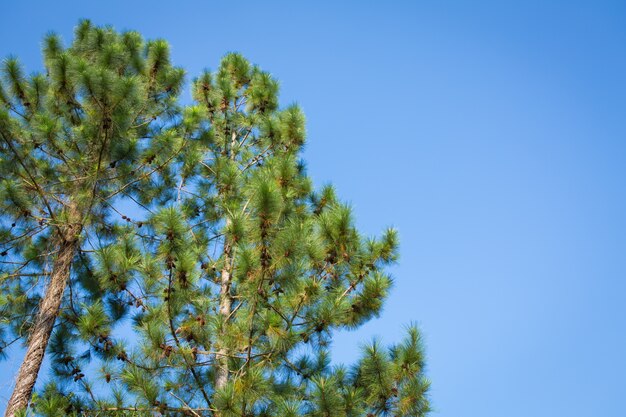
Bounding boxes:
1 1 626 416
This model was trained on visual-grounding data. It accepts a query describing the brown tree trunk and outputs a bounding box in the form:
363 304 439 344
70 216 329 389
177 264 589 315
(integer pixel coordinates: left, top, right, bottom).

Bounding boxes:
4 221 80 417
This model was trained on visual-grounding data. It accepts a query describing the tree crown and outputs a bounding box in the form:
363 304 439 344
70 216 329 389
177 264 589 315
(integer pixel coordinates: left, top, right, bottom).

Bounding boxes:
0 22 430 417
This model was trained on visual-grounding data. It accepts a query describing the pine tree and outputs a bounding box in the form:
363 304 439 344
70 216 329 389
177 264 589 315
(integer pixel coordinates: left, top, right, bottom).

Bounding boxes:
0 21 185 417
1 22 430 417
25 51 430 416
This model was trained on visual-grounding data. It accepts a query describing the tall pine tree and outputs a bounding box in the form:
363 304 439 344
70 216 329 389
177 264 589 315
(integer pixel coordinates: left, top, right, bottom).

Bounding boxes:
0 21 185 417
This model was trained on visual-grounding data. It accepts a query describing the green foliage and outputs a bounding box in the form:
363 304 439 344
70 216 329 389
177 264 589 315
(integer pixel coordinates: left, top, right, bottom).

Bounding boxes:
1 23 430 417
0 18 185 360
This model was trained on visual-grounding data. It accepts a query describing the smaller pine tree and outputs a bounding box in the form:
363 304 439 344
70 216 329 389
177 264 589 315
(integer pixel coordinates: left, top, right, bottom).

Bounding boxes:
25 50 431 417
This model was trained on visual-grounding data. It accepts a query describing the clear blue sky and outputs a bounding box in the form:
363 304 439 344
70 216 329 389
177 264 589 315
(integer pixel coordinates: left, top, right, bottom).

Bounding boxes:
1 1 625 416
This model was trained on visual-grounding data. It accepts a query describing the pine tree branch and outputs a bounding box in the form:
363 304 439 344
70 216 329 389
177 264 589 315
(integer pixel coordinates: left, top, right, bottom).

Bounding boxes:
166 268 213 410
0 133 57 223
169 391 203 417
84 120 111 224
104 139 186 200
235 127 253 150
0 335 25 351
239 144 272 173
0 224 47 247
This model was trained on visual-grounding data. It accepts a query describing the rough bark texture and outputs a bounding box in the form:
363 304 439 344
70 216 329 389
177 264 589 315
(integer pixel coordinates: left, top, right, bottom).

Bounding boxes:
215 131 238 393
215 238 232 391
4 221 80 417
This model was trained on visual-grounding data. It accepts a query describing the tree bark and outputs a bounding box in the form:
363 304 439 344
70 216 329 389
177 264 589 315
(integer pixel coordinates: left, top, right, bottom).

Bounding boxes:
215 237 232 391
214 130 238 392
4 221 80 417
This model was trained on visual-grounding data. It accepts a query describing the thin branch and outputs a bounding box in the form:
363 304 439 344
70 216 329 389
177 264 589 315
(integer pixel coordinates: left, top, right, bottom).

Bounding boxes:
1 132 57 223
166 268 213 410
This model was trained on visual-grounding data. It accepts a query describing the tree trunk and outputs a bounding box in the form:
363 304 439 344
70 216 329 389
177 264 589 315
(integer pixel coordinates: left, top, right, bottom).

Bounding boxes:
4 222 80 417
215 237 232 391
215 130 238 392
